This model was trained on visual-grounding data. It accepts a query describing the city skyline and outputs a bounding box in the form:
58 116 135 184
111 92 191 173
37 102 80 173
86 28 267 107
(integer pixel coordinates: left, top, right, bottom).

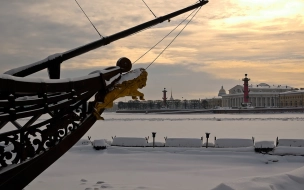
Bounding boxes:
0 0 303 100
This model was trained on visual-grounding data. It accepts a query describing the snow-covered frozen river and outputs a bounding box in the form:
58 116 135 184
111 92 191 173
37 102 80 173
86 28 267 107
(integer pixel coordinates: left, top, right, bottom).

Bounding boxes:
20 113 304 190
85 113 304 143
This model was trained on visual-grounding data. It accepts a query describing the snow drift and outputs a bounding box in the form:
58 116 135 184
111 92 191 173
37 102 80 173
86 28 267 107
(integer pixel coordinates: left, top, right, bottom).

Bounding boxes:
111 137 148 147
254 141 275 149
212 166 304 190
278 139 304 147
165 138 203 147
215 138 254 148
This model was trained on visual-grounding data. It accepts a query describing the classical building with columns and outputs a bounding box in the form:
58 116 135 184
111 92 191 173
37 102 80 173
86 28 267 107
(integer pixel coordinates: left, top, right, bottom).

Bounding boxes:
221 83 295 108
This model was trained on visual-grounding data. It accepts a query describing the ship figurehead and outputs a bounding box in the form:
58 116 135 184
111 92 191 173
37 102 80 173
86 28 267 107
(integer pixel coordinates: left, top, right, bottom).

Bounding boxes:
93 68 148 120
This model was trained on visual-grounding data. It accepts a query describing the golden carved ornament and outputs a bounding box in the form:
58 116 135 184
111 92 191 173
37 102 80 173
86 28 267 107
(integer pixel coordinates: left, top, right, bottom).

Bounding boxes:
93 68 148 120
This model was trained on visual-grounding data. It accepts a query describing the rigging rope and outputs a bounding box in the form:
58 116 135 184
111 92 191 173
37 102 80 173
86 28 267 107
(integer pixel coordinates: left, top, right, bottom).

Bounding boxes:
133 6 199 64
75 0 104 38
141 0 157 18
145 6 202 69
96 3 203 111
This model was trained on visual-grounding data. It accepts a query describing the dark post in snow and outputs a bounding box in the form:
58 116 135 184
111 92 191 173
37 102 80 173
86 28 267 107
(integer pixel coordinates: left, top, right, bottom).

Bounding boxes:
205 132 210 148
152 132 156 148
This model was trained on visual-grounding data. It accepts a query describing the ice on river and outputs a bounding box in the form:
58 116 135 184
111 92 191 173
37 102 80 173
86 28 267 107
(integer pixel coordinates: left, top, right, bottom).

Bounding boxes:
17 113 304 190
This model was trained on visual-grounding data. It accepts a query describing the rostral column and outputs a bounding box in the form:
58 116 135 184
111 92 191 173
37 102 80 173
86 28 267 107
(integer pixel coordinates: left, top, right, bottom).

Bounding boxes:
162 88 167 107
242 74 250 104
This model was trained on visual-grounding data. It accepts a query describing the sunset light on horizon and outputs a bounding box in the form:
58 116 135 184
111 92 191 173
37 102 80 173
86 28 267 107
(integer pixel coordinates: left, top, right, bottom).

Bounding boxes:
0 0 303 99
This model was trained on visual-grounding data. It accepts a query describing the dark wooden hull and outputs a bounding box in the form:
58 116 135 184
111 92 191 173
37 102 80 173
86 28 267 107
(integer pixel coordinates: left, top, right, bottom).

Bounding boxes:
0 114 96 189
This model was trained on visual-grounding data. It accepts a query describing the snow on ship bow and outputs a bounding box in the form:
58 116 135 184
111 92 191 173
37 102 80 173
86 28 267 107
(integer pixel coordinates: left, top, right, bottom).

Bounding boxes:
0 57 138 189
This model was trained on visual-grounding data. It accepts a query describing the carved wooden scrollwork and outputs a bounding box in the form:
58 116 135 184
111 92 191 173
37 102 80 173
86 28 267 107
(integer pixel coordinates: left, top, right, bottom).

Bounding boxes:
0 133 22 167
0 108 82 168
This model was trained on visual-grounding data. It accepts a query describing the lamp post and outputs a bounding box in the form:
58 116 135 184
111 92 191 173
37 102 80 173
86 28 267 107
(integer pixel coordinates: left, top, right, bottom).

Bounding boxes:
152 132 156 148
198 99 200 109
205 132 210 148
277 94 279 107
301 93 304 108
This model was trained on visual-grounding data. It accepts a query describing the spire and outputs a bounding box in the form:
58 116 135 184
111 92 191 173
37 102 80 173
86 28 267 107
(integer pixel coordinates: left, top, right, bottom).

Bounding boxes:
170 88 174 100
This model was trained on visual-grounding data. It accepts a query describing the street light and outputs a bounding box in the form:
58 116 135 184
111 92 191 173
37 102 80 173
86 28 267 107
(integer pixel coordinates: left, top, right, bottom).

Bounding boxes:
302 92 303 108
198 98 201 109
205 133 210 148
152 132 156 148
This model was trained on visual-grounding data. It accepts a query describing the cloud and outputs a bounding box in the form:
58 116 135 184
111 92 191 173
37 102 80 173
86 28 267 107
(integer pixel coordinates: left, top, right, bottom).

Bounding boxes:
0 0 303 100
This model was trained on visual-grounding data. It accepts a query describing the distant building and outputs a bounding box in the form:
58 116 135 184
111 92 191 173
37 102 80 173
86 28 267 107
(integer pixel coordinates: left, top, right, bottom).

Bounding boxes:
218 86 226 96
279 90 304 107
117 83 304 110
222 79 297 108
202 97 222 109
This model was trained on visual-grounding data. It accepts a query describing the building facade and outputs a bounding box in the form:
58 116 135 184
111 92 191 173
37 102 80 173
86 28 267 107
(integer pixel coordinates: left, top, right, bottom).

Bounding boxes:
221 82 303 108
202 97 222 109
279 90 304 107
117 83 304 110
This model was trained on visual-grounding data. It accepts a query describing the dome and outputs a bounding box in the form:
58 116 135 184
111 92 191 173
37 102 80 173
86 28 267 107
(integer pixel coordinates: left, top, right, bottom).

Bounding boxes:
258 83 270 87
218 86 226 96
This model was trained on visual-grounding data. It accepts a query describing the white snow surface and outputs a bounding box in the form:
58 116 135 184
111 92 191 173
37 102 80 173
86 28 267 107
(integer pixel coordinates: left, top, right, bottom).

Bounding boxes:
272 147 304 156
10 113 303 190
105 73 120 86
215 138 254 148
203 142 215 147
212 166 304 190
26 145 304 190
146 142 165 147
278 139 304 147
0 72 99 83
93 139 108 147
74 139 91 146
254 141 275 148
112 137 148 147
117 68 143 84
165 138 203 147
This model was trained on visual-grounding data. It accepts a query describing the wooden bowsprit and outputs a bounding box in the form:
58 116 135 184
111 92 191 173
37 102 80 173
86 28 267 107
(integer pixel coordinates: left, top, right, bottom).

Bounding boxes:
0 1 209 189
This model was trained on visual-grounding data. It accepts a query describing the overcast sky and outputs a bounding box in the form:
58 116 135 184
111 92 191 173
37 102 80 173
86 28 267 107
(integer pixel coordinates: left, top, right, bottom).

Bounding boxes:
0 0 303 101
